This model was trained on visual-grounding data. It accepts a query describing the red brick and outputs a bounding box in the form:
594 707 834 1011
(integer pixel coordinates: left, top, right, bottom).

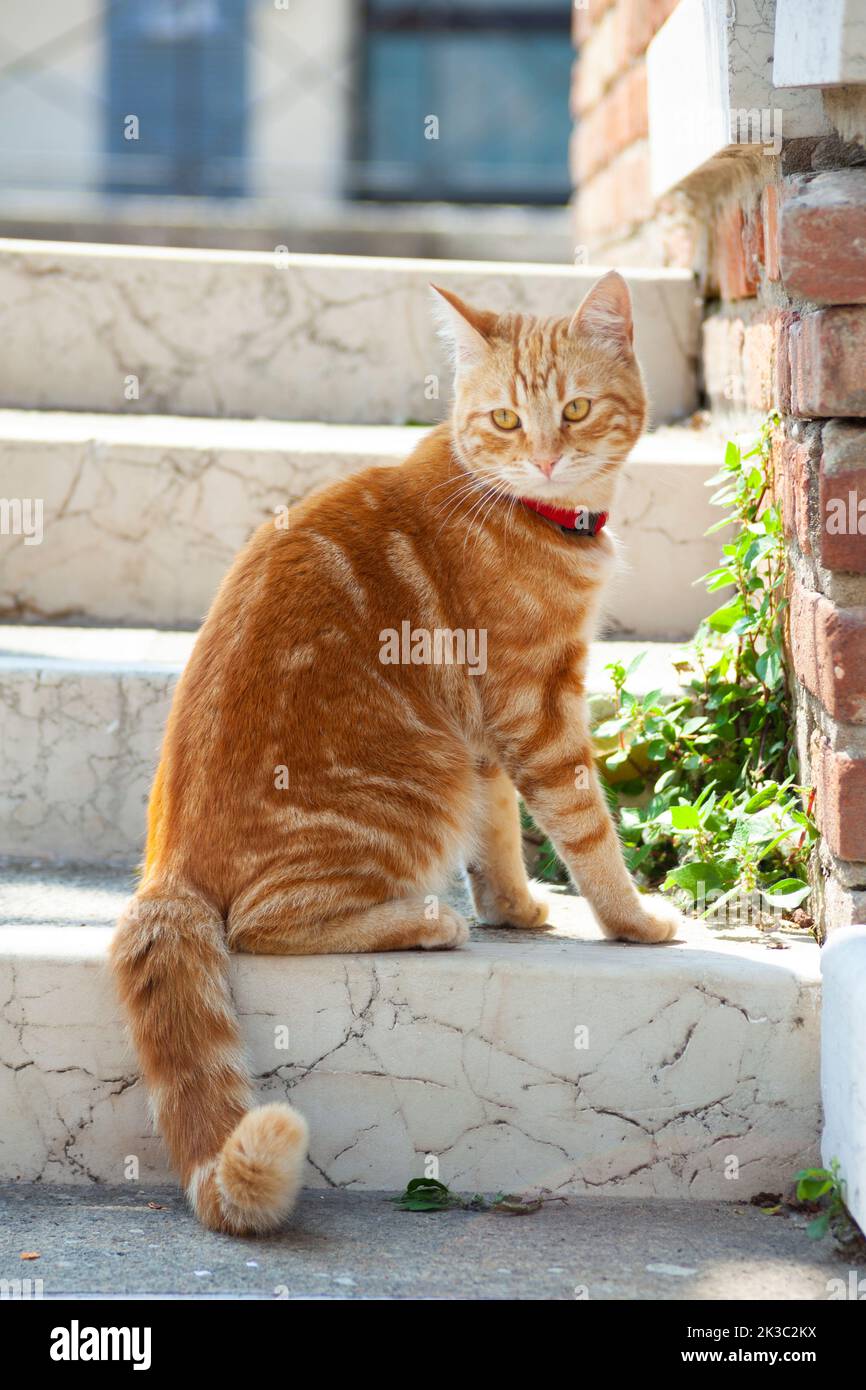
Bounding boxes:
608 65 648 152
780 170 866 306
574 0 615 46
714 203 759 301
614 0 653 67
583 103 614 182
790 582 866 722
623 63 648 143
761 183 780 282
574 105 600 182
819 421 866 574
778 438 812 555
788 308 866 418
742 314 776 411
790 582 819 693
612 141 652 227
702 313 739 409
571 60 596 117
743 202 764 289
574 7 619 110
575 65 648 181
573 141 652 244
703 307 787 413
811 735 866 860
773 311 797 414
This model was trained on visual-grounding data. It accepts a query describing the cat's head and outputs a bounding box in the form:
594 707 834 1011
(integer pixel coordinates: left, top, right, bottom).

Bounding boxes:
431 271 646 512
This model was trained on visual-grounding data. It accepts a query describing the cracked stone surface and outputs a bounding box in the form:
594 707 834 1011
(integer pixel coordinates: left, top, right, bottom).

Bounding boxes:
0 630 683 863
0 655 175 864
648 0 832 196
0 411 723 636
0 870 821 1198
0 244 699 425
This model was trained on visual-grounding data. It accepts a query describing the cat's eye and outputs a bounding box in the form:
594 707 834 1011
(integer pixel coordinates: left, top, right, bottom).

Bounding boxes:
491 408 521 431
563 397 591 422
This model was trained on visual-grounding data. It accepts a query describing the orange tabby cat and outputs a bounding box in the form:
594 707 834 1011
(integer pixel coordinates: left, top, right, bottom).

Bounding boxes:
110 271 685 1235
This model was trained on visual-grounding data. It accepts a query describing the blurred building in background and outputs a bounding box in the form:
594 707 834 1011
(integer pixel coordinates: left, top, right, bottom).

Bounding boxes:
0 0 574 259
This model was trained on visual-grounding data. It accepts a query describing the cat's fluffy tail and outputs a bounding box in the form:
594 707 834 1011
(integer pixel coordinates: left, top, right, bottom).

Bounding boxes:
110 887 308 1235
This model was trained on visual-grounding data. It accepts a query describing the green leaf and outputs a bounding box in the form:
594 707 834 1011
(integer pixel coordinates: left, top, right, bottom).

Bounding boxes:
654 768 679 793
744 784 779 813
679 716 707 736
604 749 633 769
671 805 701 830
703 567 737 593
704 515 739 536
662 862 724 900
707 597 745 632
392 1177 455 1211
795 1172 835 1202
761 879 811 910
624 651 646 679
694 782 718 809
594 716 631 738
807 1211 832 1240
741 812 781 845
746 466 763 491
756 648 782 686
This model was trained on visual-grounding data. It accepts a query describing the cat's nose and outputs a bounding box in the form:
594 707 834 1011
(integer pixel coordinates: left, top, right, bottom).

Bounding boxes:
534 456 559 478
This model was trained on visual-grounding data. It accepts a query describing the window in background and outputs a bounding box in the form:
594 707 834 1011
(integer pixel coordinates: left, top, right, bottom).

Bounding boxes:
106 0 248 197
354 0 573 203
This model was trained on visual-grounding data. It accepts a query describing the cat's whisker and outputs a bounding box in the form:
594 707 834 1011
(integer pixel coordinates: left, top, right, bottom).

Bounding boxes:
430 475 494 538
431 490 492 541
421 469 476 502
503 489 521 553
457 482 501 557
462 479 512 558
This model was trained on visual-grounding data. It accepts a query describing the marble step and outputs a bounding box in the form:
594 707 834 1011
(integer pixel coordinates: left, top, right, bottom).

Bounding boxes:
0 410 725 636
0 628 684 864
0 239 699 426
0 866 821 1194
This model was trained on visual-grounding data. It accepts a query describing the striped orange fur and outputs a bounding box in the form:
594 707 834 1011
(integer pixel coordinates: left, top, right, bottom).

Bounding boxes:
110 271 685 1235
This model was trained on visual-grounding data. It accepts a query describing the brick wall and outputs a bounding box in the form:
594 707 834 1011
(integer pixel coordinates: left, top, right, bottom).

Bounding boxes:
572 4 866 933
698 164 866 935
570 0 680 259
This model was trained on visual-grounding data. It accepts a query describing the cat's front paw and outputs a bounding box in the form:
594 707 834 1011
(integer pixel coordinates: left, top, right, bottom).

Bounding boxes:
419 904 470 950
603 894 686 944
475 889 549 930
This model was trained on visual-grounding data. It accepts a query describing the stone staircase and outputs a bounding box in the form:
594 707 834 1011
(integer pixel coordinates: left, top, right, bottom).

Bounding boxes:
0 412 723 638
0 238 821 1200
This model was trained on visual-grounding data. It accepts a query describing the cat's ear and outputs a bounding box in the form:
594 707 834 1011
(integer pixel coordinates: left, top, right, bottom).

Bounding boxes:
569 270 634 350
430 285 496 370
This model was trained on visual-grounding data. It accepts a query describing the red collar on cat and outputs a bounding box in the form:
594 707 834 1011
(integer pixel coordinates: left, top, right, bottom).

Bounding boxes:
520 497 608 536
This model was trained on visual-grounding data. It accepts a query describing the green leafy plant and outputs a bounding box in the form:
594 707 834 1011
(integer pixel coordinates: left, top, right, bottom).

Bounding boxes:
391 1178 550 1215
795 1160 864 1251
525 417 819 922
391 1177 461 1211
